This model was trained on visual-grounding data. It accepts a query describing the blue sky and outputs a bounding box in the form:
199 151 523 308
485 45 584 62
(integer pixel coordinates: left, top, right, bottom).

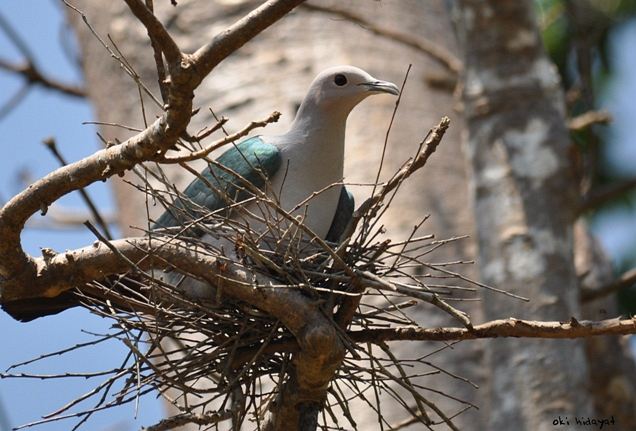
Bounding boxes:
0 2 162 430
0 2 635 431
593 20 636 263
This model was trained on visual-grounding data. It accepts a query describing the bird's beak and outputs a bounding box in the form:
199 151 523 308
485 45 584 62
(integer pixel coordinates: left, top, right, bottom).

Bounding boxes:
359 80 400 96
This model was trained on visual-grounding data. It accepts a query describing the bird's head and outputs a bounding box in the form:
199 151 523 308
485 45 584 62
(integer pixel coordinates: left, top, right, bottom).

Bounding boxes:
304 65 399 115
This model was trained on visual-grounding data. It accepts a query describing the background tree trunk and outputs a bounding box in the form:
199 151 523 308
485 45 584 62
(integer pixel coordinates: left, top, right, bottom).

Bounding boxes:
453 0 594 429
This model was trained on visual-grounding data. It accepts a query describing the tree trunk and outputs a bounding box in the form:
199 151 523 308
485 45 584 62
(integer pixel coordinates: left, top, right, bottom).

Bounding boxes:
454 1 594 429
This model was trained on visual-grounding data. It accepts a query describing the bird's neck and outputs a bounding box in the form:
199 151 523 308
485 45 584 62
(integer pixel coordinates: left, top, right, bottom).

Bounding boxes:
286 99 350 158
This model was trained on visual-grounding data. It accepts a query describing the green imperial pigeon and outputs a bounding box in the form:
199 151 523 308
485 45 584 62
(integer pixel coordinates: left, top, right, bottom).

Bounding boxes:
155 65 399 246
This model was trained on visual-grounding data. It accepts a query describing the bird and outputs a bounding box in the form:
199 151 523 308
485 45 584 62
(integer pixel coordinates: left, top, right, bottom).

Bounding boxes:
155 65 399 247
150 66 399 417
3 65 399 320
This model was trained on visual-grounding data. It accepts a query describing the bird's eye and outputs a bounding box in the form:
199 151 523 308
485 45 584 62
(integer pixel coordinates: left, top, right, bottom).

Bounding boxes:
334 74 347 86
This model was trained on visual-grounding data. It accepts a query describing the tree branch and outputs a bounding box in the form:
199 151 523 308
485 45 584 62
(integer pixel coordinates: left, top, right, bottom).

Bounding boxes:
334 117 450 328
0 114 186 279
0 58 86 98
1 233 313 333
348 317 636 343
301 3 462 75
582 268 636 302
122 0 182 67
0 12 85 98
42 138 114 240
143 0 170 103
190 0 306 87
567 110 612 131
156 111 281 163
578 177 636 213
2 225 345 428
142 411 233 431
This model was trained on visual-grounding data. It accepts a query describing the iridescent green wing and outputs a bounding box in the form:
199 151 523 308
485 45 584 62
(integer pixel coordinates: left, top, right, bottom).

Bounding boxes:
154 137 281 230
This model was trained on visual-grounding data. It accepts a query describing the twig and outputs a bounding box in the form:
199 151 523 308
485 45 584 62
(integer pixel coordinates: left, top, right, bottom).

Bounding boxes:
156 111 281 163
334 117 450 328
0 82 29 121
301 3 462 75
81 121 143 132
578 177 636 213
356 270 472 328
144 0 169 103
356 117 450 230
122 0 181 67
370 65 410 199
182 115 229 143
0 58 86 98
567 110 612 131
582 268 636 302
141 411 234 431
42 138 114 240
0 11 35 60
0 12 85 98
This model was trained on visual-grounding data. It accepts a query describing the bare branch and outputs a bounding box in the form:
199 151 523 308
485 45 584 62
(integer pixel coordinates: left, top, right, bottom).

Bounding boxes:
0 113 187 277
190 0 306 86
301 3 462 75
157 111 281 163
1 234 310 333
0 12 84 97
142 411 233 431
42 138 114 240
122 0 182 67
582 268 636 302
143 0 170 103
0 11 35 61
0 58 86 98
578 177 636 213
355 117 450 227
349 317 636 343
0 81 29 120
335 117 450 328
567 110 612 131
25 205 116 230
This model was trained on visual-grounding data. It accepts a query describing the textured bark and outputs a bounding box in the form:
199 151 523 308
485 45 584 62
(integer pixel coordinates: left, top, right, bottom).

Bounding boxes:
454 1 594 429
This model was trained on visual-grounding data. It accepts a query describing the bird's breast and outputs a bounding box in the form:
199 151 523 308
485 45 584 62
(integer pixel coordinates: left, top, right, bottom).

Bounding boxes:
266 153 342 239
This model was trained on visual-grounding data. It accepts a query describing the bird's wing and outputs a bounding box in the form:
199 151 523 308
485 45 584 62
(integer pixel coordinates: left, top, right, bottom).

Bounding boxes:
325 186 355 243
154 136 282 230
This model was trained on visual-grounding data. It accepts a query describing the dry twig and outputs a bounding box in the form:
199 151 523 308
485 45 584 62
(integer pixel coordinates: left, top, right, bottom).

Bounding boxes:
301 3 462 75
